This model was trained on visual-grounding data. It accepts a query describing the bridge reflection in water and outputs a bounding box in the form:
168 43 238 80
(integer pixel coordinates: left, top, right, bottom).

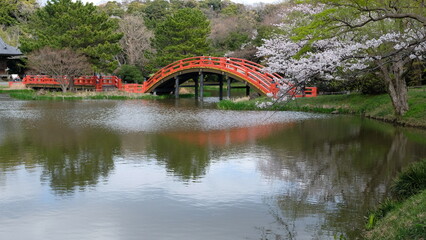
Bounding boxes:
165 123 294 147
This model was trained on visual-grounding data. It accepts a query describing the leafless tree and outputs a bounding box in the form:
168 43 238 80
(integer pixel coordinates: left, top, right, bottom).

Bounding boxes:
118 15 153 68
27 47 91 92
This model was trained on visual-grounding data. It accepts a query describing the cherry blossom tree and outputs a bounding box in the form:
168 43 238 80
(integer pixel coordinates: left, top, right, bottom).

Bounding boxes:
257 1 426 116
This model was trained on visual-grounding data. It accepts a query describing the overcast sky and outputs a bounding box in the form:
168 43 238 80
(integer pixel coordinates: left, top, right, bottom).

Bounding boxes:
39 0 282 6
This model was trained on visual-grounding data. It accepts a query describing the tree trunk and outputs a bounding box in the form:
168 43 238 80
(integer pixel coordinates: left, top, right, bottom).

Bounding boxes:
386 78 409 117
69 75 75 92
377 59 409 117
59 77 69 93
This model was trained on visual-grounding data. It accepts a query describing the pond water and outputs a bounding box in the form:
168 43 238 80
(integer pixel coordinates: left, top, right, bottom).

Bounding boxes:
1 95 426 240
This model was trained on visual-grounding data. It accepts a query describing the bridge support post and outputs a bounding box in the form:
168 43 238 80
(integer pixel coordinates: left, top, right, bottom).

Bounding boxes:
246 85 250 97
219 75 223 100
174 76 179 98
199 72 204 100
226 76 231 99
194 77 198 99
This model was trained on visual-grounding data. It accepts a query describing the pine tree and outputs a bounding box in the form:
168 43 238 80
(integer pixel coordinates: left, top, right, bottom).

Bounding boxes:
20 0 122 73
0 0 38 26
153 8 211 68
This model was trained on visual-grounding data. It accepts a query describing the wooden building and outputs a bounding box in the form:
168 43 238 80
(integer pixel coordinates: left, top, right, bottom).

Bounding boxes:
0 37 22 80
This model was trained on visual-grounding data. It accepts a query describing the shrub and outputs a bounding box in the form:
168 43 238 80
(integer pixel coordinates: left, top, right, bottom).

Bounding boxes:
358 74 387 95
315 79 351 93
391 159 426 201
117 65 144 83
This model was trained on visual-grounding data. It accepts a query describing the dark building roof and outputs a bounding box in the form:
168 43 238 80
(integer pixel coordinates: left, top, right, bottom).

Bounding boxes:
0 37 22 56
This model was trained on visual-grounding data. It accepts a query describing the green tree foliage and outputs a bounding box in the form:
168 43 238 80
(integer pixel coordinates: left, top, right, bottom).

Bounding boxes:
153 8 211 68
126 1 146 16
222 32 250 51
20 0 122 73
358 74 387 95
0 0 37 48
0 26 19 46
98 1 125 17
0 0 38 26
120 0 281 64
170 0 198 10
142 0 171 29
221 3 243 16
141 0 199 29
199 0 224 11
117 64 144 83
207 1 284 60
0 0 17 26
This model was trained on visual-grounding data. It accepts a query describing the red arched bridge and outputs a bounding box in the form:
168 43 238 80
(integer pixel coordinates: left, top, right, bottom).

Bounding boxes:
19 56 317 98
143 56 282 97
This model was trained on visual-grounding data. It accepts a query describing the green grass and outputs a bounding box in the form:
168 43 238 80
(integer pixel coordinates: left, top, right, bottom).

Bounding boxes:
202 84 247 92
3 88 212 100
365 199 400 231
0 89 33 94
364 159 426 240
217 89 426 128
6 90 169 100
216 99 258 110
364 190 426 240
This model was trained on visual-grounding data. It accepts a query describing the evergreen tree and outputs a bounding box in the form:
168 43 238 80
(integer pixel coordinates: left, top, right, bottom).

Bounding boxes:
153 8 211 68
20 0 122 72
142 0 171 29
0 0 38 26
0 0 18 26
117 64 144 83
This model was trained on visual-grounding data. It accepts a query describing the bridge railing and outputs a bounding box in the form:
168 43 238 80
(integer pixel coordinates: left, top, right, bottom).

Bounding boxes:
74 76 97 86
144 56 282 95
23 75 122 90
23 75 60 85
95 76 122 91
122 84 144 93
296 87 317 97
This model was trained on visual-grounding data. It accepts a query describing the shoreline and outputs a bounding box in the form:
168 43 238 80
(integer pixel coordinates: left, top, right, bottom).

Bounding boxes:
0 88 173 100
217 88 426 129
2 87 426 129
364 159 426 239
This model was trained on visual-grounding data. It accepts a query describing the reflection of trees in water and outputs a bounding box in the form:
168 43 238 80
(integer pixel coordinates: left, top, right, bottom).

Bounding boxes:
38 128 120 195
0 119 120 195
143 133 211 181
150 123 292 181
254 203 297 240
256 117 426 239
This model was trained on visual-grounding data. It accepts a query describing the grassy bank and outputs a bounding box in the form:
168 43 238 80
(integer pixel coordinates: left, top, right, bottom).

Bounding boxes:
1 89 168 100
217 87 426 128
364 159 426 240
0 89 34 94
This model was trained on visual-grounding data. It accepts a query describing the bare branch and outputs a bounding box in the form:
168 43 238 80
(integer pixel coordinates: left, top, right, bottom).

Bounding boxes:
27 47 92 92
